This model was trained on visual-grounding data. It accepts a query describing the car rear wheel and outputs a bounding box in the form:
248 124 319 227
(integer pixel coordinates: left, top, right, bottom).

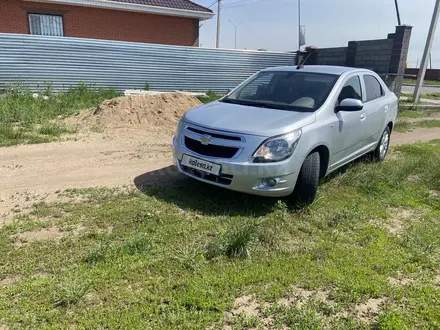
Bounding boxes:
372 126 391 162
291 151 320 206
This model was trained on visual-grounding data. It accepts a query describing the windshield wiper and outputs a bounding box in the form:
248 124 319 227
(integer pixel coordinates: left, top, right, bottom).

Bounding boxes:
220 98 238 104
221 98 288 110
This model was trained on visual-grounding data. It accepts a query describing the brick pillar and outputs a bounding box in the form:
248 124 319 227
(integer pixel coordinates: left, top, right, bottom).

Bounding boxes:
345 41 357 67
387 25 413 97
304 46 318 65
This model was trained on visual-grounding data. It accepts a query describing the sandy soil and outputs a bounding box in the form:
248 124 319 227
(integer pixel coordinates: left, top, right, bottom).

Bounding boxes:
0 129 174 226
391 127 440 145
1 127 439 228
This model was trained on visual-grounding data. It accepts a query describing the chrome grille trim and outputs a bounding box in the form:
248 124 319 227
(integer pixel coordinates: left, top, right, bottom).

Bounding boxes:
182 123 245 159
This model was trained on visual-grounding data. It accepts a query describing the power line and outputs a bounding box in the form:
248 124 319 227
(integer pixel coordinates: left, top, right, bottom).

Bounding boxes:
199 0 219 28
222 0 273 9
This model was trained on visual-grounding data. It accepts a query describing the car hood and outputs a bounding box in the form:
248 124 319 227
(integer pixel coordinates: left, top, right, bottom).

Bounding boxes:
183 101 316 137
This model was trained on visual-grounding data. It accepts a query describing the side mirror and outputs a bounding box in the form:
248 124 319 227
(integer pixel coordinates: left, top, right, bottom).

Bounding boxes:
335 98 363 112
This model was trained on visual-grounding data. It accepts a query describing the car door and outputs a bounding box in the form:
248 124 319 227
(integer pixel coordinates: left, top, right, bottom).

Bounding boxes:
328 74 368 169
360 74 389 147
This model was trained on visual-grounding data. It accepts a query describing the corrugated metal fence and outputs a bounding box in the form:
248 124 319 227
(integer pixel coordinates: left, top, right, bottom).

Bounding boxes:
0 33 296 92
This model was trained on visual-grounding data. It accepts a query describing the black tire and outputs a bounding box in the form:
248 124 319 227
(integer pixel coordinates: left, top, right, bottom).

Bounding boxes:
291 152 320 206
372 126 391 162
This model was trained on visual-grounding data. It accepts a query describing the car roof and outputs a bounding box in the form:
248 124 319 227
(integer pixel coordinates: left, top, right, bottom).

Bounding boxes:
260 65 371 75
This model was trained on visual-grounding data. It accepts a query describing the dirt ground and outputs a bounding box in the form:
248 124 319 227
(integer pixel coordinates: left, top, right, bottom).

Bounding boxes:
1 125 439 228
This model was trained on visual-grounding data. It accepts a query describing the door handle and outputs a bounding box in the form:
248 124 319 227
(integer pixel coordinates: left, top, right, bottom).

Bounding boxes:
384 105 389 112
360 113 367 121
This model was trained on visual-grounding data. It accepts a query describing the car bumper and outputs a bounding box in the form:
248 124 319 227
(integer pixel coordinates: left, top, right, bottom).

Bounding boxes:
173 136 303 197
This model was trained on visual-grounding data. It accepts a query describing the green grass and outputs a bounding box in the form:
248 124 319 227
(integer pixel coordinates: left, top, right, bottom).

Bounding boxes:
398 108 440 118
0 83 119 146
394 114 440 132
197 91 223 104
422 92 440 100
404 78 440 86
1 141 440 329
398 110 427 118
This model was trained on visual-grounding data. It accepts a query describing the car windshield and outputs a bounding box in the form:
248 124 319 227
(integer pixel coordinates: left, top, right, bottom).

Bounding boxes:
221 71 339 112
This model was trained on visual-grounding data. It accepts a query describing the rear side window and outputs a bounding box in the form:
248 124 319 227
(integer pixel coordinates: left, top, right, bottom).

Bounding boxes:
338 76 362 104
363 75 384 102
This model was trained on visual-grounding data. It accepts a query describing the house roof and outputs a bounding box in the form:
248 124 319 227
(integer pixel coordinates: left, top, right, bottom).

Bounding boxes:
107 0 213 13
24 0 214 19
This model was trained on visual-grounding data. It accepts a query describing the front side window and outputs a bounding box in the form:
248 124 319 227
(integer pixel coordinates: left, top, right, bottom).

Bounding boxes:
338 76 362 104
363 75 384 102
28 14 64 36
222 71 339 112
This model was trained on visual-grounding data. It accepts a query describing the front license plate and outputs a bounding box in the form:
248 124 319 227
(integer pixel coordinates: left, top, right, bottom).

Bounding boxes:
181 155 221 176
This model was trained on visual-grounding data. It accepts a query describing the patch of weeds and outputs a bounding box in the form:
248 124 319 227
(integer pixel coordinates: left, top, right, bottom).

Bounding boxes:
233 314 263 328
417 119 440 128
89 125 105 133
375 311 407 330
280 306 325 329
38 123 77 136
197 91 223 104
0 83 119 146
52 275 91 307
173 245 205 271
422 92 440 99
398 110 428 118
121 234 152 256
394 121 412 132
84 241 113 263
84 234 152 263
5 215 51 234
206 222 259 259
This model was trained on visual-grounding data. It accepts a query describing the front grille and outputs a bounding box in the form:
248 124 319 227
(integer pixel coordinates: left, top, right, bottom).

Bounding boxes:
184 136 239 158
181 165 233 185
187 127 242 141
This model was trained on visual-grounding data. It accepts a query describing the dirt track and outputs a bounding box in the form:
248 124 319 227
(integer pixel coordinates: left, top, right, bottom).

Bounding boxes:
1 127 440 227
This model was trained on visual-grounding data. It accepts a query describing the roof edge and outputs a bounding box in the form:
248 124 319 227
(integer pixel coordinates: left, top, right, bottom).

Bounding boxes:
23 0 215 20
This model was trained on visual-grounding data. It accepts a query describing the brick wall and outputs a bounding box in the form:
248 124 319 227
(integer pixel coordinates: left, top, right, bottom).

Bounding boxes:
353 39 393 73
315 39 393 73
316 47 347 66
0 0 200 46
300 26 413 97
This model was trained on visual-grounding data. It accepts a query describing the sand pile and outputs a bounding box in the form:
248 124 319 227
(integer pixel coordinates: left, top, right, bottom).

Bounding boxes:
66 92 202 134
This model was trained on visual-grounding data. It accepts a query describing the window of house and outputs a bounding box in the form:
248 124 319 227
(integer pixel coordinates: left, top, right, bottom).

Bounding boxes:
28 13 64 36
338 76 362 104
363 75 384 102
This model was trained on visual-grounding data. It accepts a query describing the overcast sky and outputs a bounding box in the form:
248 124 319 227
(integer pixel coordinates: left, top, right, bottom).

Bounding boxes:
193 0 440 68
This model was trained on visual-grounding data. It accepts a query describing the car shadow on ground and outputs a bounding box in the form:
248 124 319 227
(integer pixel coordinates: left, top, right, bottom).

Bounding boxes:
133 165 281 217
133 155 375 217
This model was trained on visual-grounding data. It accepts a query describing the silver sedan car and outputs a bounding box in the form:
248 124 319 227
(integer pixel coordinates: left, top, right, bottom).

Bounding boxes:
173 65 398 204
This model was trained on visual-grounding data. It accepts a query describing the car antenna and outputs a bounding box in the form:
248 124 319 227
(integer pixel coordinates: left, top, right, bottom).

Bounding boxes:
296 52 312 70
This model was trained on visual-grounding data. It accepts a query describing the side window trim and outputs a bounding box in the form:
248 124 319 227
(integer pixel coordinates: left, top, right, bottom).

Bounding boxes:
362 74 386 103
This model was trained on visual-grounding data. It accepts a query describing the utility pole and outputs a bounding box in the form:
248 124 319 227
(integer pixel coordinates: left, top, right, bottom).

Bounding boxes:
394 0 402 25
216 0 221 48
298 0 301 51
414 0 440 101
229 20 244 49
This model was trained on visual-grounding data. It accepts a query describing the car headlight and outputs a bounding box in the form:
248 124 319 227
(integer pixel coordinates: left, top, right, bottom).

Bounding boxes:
253 129 302 162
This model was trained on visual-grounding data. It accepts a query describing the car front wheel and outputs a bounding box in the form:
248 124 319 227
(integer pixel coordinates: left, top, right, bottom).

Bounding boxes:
372 126 391 162
291 151 320 206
